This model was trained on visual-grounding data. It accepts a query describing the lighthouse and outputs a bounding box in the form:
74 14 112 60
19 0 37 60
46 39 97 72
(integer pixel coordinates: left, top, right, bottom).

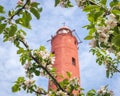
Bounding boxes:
49 26 80 92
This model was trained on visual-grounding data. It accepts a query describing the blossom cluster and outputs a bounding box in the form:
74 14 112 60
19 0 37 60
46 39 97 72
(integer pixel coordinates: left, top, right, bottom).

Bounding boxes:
8 31 25 43
17 0 36 5
89 14 117 50
24 79 35 88
24 61 32 70
34 48 55 68
56 90 68 96
96 14 117 43
17 0 36 9
97 86 113 96
46 90 68 96
17 0 24 5
89 38 96 48
75 0 86 8
33 47 55 77
68 77 79 87
24 61 34 78
8 36 16 42
117 52 120 58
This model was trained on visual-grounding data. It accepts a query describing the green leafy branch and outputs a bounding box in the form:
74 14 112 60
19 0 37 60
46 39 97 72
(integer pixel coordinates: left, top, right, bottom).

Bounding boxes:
10 0 30 20
18 38 68 94
90 48 120 77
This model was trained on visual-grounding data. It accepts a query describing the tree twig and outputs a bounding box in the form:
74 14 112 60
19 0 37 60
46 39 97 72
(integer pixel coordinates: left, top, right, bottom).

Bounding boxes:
32 89 47 95
112 65 120 73
10 0 30 20
18 39 68 94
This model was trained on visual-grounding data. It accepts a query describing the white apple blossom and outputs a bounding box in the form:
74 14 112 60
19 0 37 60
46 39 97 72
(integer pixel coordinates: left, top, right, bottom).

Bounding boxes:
109 14 116 20
25 5 30 9
99 37 107 43
56 90 68 96
117 52 120 57
50 56 55 64
17 0 24 5
108 47 114 53
105 14 117 29
24 79 35 88
99 32 109 43
25 70 33 78
99 32 107 38
47 65 53 70
20 32 25 40
75 0 86 8
8 36 15 42
110 91 114 96
89 39 96 48
38 50 49 59
40 69 44 76
105 19 117 29
96 26 109 33
24 61 32 70
68 77 79 87
34 49 55 66
97 86 113 96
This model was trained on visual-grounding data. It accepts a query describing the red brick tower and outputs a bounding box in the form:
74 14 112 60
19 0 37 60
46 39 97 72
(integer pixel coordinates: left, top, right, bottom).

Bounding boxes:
49 26 80 91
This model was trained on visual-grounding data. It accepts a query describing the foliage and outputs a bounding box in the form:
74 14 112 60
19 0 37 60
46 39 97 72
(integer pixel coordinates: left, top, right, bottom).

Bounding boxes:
75 0 120 78
0 0 119 96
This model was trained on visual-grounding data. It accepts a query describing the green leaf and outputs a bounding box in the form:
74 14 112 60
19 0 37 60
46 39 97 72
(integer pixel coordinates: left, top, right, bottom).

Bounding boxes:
0 16 5 21
83 24 95 29
8 10 15 17
38 7 42 12
34 70 40 76
66 71 71 78
89 28 96 36
55 0 60 6
64 1 73 8
17 48 24 54
14 39 20 47
86 89 96 96
23 11 32 28
0 23 6 34
94 11 104 21
106 69 109 78
9 24 17 37
83 5 99 12
16 11 32 28
50 67 56 73
0 5 5 13
88 13 95 23
84 36 93 40
39 46 46 51
63 79 69 85
17 29 26 36
12 84 20 92
31 2 40 7
20 51 29 65
110 0 119 7
30 7 40 19
112 35 120 47
112 9 120 15
17 77 25 83
100 0 107 5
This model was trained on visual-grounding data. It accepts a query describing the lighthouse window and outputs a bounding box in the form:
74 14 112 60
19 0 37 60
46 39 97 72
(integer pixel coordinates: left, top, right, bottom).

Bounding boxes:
72 57 76 65
74 40 77 45
52 51 55 54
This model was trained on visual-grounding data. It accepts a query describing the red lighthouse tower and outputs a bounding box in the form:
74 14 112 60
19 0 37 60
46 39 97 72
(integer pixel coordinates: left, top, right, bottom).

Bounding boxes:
49 26 80 91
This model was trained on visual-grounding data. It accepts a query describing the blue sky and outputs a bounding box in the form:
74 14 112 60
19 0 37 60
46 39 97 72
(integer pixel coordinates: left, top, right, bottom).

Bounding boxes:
0 0 120 96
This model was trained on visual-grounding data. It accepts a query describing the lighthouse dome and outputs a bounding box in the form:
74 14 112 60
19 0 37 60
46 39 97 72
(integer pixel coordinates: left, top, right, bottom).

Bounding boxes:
56 26 72 34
